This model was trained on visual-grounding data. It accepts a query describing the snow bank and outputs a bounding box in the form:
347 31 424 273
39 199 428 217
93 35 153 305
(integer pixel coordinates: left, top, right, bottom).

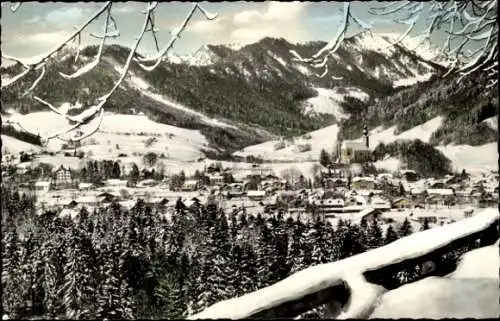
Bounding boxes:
450 239 500 279
370 277 499 318
189 208 499 319
482 116 498 131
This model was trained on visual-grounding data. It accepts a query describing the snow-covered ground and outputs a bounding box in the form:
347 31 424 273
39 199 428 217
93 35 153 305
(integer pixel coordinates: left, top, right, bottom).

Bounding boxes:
1 135 42 155
349 116 444 147
302 87 368 119
436 143 498 174
234 124 340 162
393 72 433 87
4 111 212 162
482 116 498 131
370 239 500 319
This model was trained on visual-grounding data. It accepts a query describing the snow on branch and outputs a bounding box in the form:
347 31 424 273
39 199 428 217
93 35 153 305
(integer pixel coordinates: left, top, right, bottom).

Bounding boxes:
1 2 112 90
133 3 218 71
303 0 498 83
5 2 217 145
188 209 499 319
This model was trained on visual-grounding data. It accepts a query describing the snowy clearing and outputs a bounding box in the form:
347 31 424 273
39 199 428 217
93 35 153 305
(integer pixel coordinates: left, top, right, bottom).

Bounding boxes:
393 72 433 87
234 124 340 162
1 135 42 155
348 116 444 148
4 111 212 162
436 143 498 174
302 87 368 119
190 208 499 319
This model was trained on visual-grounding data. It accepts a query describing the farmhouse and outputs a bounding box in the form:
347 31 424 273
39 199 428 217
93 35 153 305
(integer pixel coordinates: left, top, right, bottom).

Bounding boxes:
105 179 128 188
392 197 413 209
182 180 198 191
78 182 94 191
247 190 266 201
352 177 376 190
35 181 51 192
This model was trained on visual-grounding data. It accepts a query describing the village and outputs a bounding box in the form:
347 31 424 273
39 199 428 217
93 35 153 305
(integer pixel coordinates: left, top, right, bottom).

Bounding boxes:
2 132 498 231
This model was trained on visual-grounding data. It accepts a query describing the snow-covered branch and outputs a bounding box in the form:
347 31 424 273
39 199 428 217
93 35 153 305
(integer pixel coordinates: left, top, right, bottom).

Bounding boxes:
134 3 218 71
4 2 217 145
189 209 499 319
299 0 498 83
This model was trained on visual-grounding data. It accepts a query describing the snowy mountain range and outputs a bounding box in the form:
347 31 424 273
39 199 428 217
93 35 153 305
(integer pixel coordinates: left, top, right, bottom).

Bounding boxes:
1 32 497 172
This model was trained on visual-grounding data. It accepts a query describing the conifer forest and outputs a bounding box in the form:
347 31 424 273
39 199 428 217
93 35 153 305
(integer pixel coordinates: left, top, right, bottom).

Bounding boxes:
2 186 473 320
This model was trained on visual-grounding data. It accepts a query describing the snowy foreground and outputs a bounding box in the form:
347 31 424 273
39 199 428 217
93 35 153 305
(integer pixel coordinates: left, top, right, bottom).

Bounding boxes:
189 208 499 319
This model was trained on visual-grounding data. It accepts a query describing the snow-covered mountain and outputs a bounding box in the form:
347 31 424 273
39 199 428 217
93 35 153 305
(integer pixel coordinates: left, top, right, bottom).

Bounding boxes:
2 34 495 162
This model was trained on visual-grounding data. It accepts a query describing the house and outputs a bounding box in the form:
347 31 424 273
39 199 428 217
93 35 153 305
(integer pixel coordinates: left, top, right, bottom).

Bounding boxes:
97 192 116 204
349 208 383 224
427 189 454 196
401 170 419 182
137 179 157 187
369 196 391 211
226 183 245 197
312 198 345 214
182 180 198 191
35 180 51 192
351 177 376 190
391 197 413 209
325 178 348 189
208 174 224 186
78 182 94 191
105 179 128 188
247 190 266 201
340 141 372 164
53 165 72 189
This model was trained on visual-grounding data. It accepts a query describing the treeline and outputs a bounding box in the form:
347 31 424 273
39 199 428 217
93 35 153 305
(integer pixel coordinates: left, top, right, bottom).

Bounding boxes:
372 139 452 178
2 185 445 320
2 125 42 146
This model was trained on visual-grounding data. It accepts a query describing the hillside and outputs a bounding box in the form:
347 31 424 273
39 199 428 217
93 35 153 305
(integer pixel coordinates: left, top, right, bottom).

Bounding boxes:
2 33 446 154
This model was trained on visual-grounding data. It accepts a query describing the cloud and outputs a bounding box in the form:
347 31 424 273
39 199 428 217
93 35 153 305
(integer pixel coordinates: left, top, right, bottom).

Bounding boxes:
45 7 85 25
114 5 136 14
190 17 229 35
191 1 310 45
14 30 72 47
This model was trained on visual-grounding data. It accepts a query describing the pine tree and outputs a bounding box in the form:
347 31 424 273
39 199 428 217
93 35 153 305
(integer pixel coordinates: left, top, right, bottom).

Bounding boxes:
399 218 413 237
319 149 330 167
2 230 23 318
420 217 430 231
384 225 399 245
366 219 384 249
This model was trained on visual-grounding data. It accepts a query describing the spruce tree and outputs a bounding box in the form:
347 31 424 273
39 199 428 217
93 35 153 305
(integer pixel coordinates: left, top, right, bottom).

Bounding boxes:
421 217 430 231
366 219 384 249
399 217 414 237
384 225 399 245
2 230 23 318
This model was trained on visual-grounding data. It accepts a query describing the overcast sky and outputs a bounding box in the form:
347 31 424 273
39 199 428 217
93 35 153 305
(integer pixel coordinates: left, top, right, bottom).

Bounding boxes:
2 1 444 59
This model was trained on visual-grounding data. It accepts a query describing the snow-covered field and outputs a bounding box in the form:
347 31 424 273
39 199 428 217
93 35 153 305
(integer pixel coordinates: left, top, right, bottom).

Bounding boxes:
302 87 368 118
436 143 498 174
3 111 212 163
1 135 42 155
234 124 340 162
